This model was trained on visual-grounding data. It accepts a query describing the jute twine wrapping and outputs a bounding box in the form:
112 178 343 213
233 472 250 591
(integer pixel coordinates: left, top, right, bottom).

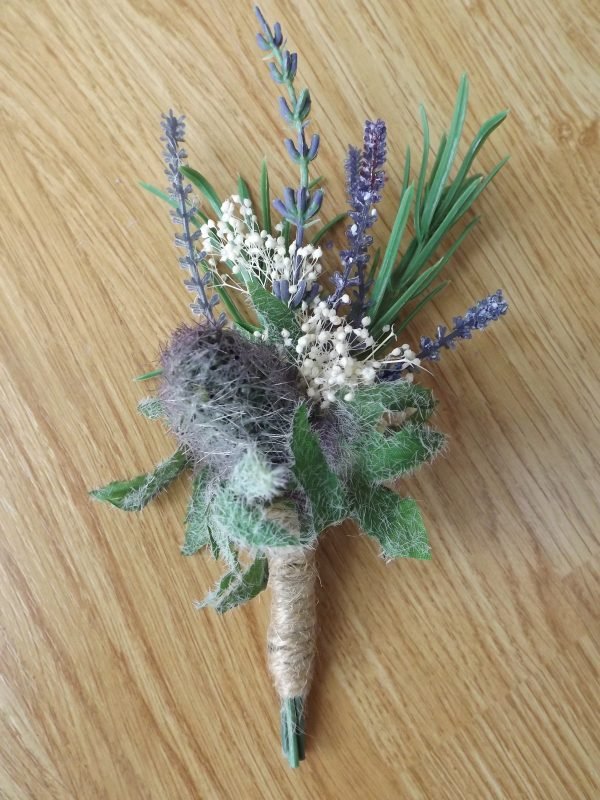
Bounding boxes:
265 506 317 701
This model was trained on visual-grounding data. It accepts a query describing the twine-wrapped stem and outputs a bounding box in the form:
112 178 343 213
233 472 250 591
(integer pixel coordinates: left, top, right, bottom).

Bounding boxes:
265 502 317 767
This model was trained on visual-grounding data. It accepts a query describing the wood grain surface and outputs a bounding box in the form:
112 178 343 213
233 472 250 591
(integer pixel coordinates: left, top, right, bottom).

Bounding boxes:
1 0 599 797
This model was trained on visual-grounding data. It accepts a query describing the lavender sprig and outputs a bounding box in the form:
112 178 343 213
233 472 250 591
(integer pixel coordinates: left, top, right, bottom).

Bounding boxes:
329 120 387 318
161 111 223 328
379 290 508 381
255 6 323 307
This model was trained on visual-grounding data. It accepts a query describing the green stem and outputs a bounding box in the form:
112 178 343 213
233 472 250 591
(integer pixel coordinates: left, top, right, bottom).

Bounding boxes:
280 697 306 768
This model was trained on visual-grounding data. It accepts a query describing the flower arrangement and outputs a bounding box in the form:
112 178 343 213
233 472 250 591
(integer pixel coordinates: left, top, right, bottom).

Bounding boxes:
91 6 509 768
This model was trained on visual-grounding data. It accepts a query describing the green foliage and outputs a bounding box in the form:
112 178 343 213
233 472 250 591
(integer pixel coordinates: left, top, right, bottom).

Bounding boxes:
259 158 272 234
139 181 207 225
229 447 288 502
246 277 301 343
280 697 306 768
344 381 436 425
137 396 164 420
311 212 347 245
90 449 188 511
196 556 269 614
212 487 301 550
134 368 163 382
353 425 445 484
179 166 222 217
368 75 507 334
349 480 431 560
369 184 414 322
291 404 348 531
181 470 214 556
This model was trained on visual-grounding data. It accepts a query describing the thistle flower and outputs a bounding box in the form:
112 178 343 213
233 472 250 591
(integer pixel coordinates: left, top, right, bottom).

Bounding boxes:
161 111 223 327
159 324 302 474
329 120 387 318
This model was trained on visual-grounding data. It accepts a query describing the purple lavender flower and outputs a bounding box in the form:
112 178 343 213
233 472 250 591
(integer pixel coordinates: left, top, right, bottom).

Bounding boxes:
379 290 508 381
255 6 322 307
329 120 388 319
418 290 508 361
161 111 224 328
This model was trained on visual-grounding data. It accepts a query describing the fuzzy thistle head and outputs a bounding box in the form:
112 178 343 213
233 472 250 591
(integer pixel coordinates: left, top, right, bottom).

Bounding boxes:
159 324 302 489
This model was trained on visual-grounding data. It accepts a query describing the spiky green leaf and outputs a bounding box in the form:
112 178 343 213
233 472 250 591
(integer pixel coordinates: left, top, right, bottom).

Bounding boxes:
196 556 269 614
90 450 188 511
350 481 431 559
291 404 348 531
212 488 301 550
354 424 445 484
344 382 436 425
137 396 164 420
181 470 214 556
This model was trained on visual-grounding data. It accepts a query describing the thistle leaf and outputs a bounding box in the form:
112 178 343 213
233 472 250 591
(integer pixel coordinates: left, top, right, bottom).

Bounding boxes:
291 404 348 531
344 382 436 425
354 424 445 484
247 278 301 343
137 396 164 420
350 481 431 559
196 557 269 614
181 470 214 556
90 450 188 511
212 487 300 550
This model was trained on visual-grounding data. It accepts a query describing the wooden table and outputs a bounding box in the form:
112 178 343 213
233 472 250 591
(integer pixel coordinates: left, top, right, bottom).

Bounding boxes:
1 1 598 797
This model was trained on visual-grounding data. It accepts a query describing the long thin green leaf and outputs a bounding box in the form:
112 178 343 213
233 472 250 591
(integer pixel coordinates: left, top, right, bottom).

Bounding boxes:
366 246 382 287
308 176 322 190
139 182 207 225
397 179 484 289
414 106 430 241
375 217 478 333
425 132 447 197
237 175 251 203
369 185 414 323
134 368 163 382
437 110 508 218
398 215 480 291
179 166 222 217
394 281 449 334
259 158 271 234
420 75 469 235
311 212 347 245
401 145 411 198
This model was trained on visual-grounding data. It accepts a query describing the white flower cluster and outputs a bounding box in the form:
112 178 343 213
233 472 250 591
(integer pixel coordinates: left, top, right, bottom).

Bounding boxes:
283 301 421 405
200 196 323 302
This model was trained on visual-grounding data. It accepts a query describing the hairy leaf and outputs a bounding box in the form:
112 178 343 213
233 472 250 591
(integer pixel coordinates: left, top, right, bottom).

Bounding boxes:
344 382 436 425
350 481 431 559
137 396 164 420
247 277 301 343
354 424 445 484
291 404 348 531
196 556 269 614
212 487 300 549
90 450 188 511
182 470 214 556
